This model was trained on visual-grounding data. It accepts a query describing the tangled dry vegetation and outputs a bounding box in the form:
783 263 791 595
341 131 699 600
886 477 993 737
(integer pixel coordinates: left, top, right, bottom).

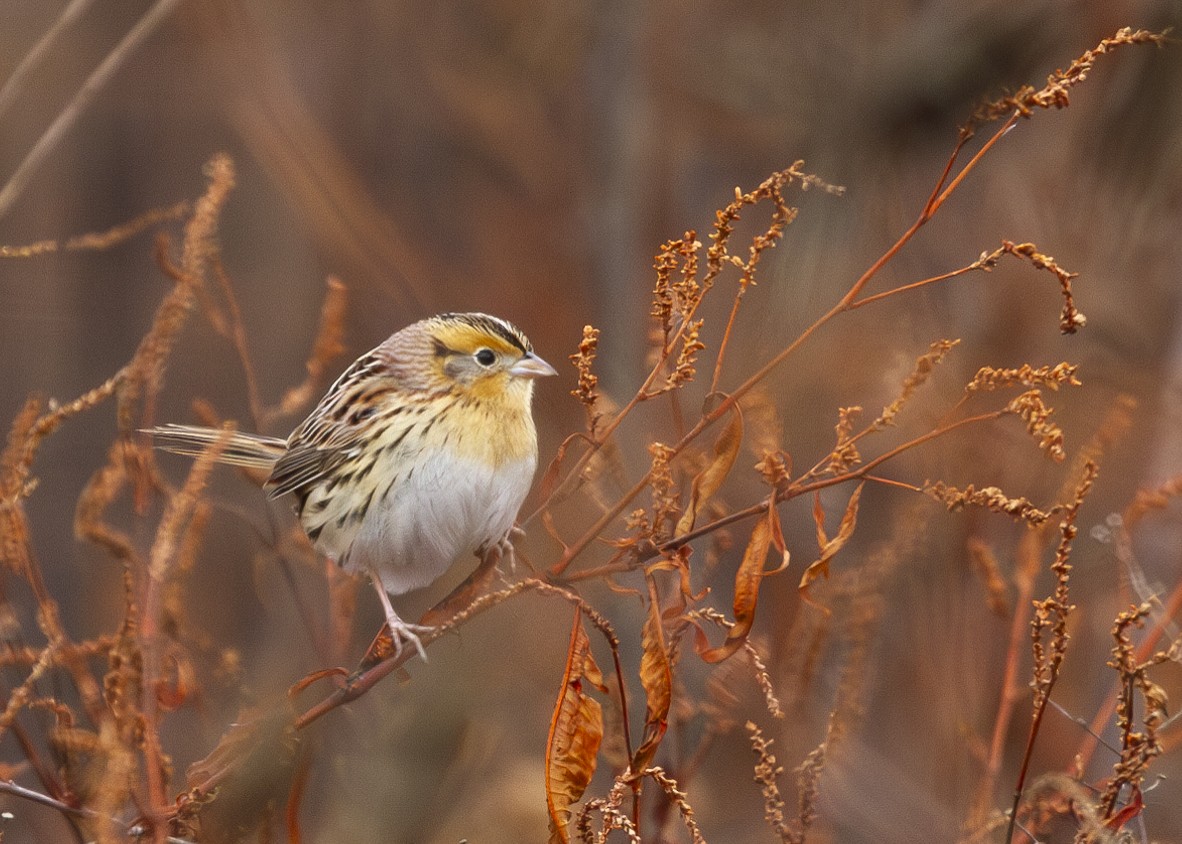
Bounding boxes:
0 27 1177 844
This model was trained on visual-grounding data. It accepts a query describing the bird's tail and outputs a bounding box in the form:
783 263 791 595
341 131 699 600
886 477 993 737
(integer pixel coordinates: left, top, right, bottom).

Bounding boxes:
143 424 286 471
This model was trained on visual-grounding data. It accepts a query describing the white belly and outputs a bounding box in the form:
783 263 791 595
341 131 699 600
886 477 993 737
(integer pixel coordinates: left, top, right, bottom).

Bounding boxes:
325 450 536 595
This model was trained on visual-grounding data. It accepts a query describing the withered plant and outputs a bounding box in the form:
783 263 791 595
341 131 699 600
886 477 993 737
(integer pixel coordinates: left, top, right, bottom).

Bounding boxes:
0 26 1177 844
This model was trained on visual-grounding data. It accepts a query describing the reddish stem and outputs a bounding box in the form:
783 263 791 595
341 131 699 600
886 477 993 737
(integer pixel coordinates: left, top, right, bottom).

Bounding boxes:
547 115 1019 579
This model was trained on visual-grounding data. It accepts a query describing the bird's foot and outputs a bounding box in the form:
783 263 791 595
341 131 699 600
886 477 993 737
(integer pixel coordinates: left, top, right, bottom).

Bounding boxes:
371 576 433 662
385 615 434 663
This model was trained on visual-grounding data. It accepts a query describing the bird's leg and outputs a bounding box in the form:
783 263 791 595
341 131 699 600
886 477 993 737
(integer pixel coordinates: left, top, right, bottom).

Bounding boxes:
499 528 521 573
371 577 432 663
500 525 540 576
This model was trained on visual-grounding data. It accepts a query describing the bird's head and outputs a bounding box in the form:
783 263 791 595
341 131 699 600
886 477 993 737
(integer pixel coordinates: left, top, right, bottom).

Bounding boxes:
389 313 556 401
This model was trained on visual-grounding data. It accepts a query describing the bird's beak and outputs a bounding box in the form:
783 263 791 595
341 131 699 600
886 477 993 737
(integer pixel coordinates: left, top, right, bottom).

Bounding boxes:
509 352 558 379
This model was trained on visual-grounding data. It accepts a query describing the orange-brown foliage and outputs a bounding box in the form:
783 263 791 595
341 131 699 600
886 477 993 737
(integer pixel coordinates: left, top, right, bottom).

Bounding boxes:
0 16 1178 844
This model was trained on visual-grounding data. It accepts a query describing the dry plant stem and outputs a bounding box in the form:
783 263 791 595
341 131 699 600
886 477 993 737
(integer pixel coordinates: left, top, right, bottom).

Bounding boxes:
578 776 639 843
0 637 114 668
0 201 192 257
549 118 1019 579
834 115 1013 311
641 767 706 844
0 0 97 121
0 638 63 744
211 261 265 427
1104 673 1138 820
27 152 241 829
709 288 746 395
65 203 191 252
708 188 794 394
0 0 186 218
928 116 1019 217
286 747 312 844
292 579 630 745
2 382 123 737
1007 678 1059 841
0 777 96 819
848 263 982 310
139 430 231 839
16 377 122 504
528 235 720 519
528 310 701 525
10 720 70 815
562 410 999 586
532 167 806 525
1076 574 1182 771
1092 604 1164 824
1004 463 1095 844
969 529 1042 827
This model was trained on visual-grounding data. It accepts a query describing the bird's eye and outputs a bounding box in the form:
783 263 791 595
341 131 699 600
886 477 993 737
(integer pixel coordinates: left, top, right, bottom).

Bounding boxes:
474 348 497 367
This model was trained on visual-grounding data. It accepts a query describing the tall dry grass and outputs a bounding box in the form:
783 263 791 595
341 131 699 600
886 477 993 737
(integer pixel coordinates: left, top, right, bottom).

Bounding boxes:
0 13 1179 844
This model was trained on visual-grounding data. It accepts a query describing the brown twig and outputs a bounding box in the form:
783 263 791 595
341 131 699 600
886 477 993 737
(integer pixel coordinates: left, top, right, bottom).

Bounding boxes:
0 0 187 218
1004 461 1097 844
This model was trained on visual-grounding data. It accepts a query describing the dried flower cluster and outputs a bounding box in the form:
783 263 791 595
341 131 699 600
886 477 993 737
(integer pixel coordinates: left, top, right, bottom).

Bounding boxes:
1030 461 1095 709
0 25 1174 844
965 362 1080 393
874 339 960 428
1005 389 1067 461
824 406 863 476
747 721 798 843
0 202 190 258
570 325 603 435
924 481 1055 527
965 27 1166 130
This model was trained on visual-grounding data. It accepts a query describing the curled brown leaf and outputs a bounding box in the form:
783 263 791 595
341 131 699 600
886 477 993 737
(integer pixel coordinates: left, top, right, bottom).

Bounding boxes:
676 404 743 536
631 580 672 773
546 610 607 844
799 483 864 610
697 506 790 663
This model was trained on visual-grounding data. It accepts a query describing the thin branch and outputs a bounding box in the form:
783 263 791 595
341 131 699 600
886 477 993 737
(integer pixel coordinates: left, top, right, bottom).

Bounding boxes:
849 264 982 310
0 0 97 121
559 411 1007 584
546 116 1020 578
0 778 95 818
0 0 186 218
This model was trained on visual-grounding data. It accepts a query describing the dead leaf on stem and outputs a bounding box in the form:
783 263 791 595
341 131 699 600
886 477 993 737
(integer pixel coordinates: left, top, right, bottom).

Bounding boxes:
631 586 672 773
696 505 790 663
546 609 608 844
800 483 865 611
676 404 743 536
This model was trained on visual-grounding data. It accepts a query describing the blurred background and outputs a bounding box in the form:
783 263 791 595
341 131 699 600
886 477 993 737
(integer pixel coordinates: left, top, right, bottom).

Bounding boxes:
1 1 1181 841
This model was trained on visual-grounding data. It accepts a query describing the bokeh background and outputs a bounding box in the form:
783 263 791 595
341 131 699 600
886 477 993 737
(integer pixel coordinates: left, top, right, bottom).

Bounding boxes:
2 1 1181 842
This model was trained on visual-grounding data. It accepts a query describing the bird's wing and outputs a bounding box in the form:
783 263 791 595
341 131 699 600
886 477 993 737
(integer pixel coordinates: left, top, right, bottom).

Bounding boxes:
266 444 350 499
265 350 394 499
